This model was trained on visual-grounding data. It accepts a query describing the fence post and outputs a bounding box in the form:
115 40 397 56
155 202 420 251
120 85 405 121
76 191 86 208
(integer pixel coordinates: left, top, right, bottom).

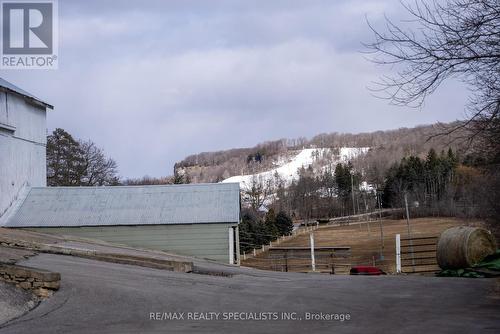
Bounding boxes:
310 233 316 272
253 248 257 257
396 234 401 273
404 193 415 271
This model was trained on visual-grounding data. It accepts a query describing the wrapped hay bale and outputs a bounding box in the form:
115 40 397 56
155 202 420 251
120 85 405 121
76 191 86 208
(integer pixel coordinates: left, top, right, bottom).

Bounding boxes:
437 226 497 269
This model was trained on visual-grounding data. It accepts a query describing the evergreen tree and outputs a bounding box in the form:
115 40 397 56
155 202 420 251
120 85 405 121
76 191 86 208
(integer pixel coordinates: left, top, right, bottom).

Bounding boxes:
382 148 459 209
264 208 279 239
239 209 259 252
275 211 293 236
334 163 351 199
47 128 85 186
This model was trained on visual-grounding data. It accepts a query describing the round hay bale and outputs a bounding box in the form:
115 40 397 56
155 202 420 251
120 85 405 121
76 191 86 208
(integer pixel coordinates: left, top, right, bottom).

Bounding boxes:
437 226 497 269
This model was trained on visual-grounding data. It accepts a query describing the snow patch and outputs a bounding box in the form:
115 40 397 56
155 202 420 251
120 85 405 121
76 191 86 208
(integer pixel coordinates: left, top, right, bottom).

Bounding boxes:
222 147 369 189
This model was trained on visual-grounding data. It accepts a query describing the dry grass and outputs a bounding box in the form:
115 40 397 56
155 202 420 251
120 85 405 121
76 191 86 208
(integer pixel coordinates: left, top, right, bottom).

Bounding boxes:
242 217 485 274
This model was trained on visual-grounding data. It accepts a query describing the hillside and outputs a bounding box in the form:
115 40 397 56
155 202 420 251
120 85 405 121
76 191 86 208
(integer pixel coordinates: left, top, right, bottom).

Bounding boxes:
175 122 468 184
221 147 369 188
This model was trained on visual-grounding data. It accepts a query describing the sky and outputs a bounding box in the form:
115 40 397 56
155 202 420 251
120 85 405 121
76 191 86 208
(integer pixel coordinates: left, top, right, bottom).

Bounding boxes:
1 0 469 178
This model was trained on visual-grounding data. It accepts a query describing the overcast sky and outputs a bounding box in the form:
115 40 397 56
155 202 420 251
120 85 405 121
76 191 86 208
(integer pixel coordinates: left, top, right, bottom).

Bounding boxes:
2 0 469 178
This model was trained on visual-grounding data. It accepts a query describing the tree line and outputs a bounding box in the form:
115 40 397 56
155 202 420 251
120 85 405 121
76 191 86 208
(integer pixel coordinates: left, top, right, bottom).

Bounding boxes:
382 148 498 220
382 149 457 208
175 122 468 184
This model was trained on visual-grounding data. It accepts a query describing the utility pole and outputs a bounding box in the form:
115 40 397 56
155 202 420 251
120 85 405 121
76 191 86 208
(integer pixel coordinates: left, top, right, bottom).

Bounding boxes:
351 173 359 230
363 194 370 235
377 190 384 260
404 193 412 238
351 173 356 216
404 193 415 271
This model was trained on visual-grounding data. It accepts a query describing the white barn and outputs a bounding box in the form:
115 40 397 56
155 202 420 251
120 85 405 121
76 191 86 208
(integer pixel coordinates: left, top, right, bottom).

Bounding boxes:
0 78 53 218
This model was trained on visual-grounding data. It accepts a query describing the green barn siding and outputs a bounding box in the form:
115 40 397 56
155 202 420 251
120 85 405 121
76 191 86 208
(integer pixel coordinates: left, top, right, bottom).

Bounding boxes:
26 223 237 263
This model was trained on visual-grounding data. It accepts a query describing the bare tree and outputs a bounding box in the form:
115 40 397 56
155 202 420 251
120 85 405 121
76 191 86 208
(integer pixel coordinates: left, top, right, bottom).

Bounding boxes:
79 140 119 186
242 175 273 210
365 0 499 143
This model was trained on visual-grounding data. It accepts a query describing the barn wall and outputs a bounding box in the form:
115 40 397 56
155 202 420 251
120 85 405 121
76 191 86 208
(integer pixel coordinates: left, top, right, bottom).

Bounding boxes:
26 223 237 263
0 92 47 218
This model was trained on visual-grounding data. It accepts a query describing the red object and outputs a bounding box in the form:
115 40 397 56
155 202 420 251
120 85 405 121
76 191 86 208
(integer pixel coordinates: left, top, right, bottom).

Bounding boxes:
350 266 386 275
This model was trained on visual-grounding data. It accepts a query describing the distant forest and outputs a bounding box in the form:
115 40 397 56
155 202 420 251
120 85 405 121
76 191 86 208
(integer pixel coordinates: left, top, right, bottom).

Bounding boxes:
175 122 468 184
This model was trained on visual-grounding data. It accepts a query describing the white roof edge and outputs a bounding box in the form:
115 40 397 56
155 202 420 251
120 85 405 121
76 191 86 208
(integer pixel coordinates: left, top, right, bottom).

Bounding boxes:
0 77 53 109
28 182 241 190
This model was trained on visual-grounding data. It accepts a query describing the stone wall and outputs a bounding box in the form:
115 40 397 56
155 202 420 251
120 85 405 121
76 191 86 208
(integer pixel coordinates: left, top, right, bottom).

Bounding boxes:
0 264 60 298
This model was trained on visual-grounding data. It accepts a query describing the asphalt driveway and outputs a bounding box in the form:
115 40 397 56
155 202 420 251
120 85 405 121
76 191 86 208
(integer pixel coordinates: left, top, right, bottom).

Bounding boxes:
0 253 498 334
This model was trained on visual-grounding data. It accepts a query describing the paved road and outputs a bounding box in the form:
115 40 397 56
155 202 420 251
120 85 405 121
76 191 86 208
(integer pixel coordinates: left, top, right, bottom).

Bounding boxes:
1 253 499 334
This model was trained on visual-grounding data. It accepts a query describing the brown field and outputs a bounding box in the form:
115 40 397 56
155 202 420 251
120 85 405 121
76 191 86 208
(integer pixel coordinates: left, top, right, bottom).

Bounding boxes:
242 217 485 274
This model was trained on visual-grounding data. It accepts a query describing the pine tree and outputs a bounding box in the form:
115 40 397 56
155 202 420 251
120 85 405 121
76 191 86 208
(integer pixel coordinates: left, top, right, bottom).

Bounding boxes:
275 211 293 236
264 208 279 239
47 128 85 186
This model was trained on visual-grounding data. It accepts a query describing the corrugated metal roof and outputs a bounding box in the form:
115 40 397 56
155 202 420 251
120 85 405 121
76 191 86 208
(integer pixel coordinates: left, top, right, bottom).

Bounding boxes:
0 77 53 109
4 183 240 227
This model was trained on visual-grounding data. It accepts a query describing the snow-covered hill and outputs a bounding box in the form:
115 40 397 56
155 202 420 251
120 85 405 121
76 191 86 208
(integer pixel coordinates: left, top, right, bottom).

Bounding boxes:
222 147 368 189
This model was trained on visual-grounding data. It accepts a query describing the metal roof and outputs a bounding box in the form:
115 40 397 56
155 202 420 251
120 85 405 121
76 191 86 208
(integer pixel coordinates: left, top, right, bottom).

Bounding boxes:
4 183 240 228
0 77 53 109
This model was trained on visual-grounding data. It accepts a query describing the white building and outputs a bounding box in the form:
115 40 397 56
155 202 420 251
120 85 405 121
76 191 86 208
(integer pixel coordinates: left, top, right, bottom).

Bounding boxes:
0 78 53 219
0 78 241 264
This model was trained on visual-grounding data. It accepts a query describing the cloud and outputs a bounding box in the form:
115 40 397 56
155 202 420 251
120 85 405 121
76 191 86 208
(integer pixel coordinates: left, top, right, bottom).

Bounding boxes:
2 0 468 178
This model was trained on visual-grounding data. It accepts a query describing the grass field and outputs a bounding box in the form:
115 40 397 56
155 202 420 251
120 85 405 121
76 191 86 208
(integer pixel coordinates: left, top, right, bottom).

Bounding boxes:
242 217 485 274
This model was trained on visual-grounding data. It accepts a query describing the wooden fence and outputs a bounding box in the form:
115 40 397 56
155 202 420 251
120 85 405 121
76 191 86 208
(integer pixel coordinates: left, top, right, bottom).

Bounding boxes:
397 234 439 274
268 246 351 274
